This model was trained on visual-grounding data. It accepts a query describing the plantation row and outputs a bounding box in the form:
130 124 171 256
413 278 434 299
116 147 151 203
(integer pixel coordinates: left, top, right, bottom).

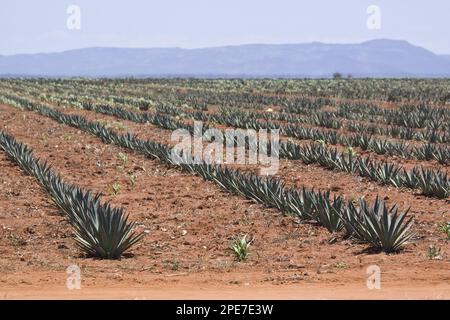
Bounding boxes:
0 97 414 252
50 78 448 104
0 92 206 137
2 83 449 167
3 79 450 122
210 108 450 149
148 93 450 143
69 81 450 131
163 103 450 167
260 104 450 141
229 94 450 131
282 142 450 198
3 89 449 199
75 101 450 199
174 91 450 131
4 80 450 144
96 80 450 128
15 79 450 147
4 85 450 198
0 131 143 259
177 78 450 103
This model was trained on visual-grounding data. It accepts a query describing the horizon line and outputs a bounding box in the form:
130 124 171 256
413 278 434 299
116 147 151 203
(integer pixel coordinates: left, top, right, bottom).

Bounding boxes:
2 38 449 57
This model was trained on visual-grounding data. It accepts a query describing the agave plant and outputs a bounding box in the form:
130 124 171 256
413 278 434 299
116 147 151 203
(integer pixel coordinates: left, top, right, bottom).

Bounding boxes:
370 139 392 155
433 145 450 165
337 152 358 173
348 134 372 150
311 192 345 233
387 141 409 158
285 187 317 220
400 168 419 189
339 197 414 252
69 196 143 259
374 162 403 186
413 143 436 161
414 167 450 198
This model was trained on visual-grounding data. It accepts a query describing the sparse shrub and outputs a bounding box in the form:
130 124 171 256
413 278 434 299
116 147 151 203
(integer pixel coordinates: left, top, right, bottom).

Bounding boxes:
427 245 442 260
117 152 128 166
230 235 252 262
439 222 450 239
110 182 121 195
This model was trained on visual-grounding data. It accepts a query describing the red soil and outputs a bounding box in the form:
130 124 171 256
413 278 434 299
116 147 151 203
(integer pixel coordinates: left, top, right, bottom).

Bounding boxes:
0 104 449 299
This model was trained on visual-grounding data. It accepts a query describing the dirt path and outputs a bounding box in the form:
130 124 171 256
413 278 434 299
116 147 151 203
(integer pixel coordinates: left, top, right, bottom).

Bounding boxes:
2 281 450 299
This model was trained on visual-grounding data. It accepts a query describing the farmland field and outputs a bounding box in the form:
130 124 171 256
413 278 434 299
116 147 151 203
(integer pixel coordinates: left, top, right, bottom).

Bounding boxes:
0 78 449 299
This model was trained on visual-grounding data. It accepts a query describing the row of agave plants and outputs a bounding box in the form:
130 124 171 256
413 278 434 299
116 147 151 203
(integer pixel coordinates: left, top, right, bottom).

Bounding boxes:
195 108 450 164
6 78 449 124
101 80 450 130
83 102 206 136
171 91 450 137
215 107 450 145
0 131 143 259
0 94 415 252
154 94 450 143
61 78 446 107
346 122 450 144
248 107 450 144
186 97 450 137
6 80 450 144
26 83 448 165
10 85 444 201
281 99 450 131
4 87 449 198
0 81 189 120
121 78 450 103
0 87 205 139
77 102 450 199
281 142 450 199
342 103 450 131
74 81 448 135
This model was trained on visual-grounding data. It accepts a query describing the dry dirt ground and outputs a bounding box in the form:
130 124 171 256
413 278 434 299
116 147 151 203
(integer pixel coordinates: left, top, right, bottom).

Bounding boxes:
0 104 449 299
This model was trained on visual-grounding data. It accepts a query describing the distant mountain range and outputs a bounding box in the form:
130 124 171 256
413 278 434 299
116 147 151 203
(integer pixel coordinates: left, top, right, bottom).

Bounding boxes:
1 39 450 78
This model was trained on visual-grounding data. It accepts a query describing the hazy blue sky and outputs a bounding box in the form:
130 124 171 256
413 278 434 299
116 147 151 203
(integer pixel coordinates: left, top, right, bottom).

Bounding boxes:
1 0 449 55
